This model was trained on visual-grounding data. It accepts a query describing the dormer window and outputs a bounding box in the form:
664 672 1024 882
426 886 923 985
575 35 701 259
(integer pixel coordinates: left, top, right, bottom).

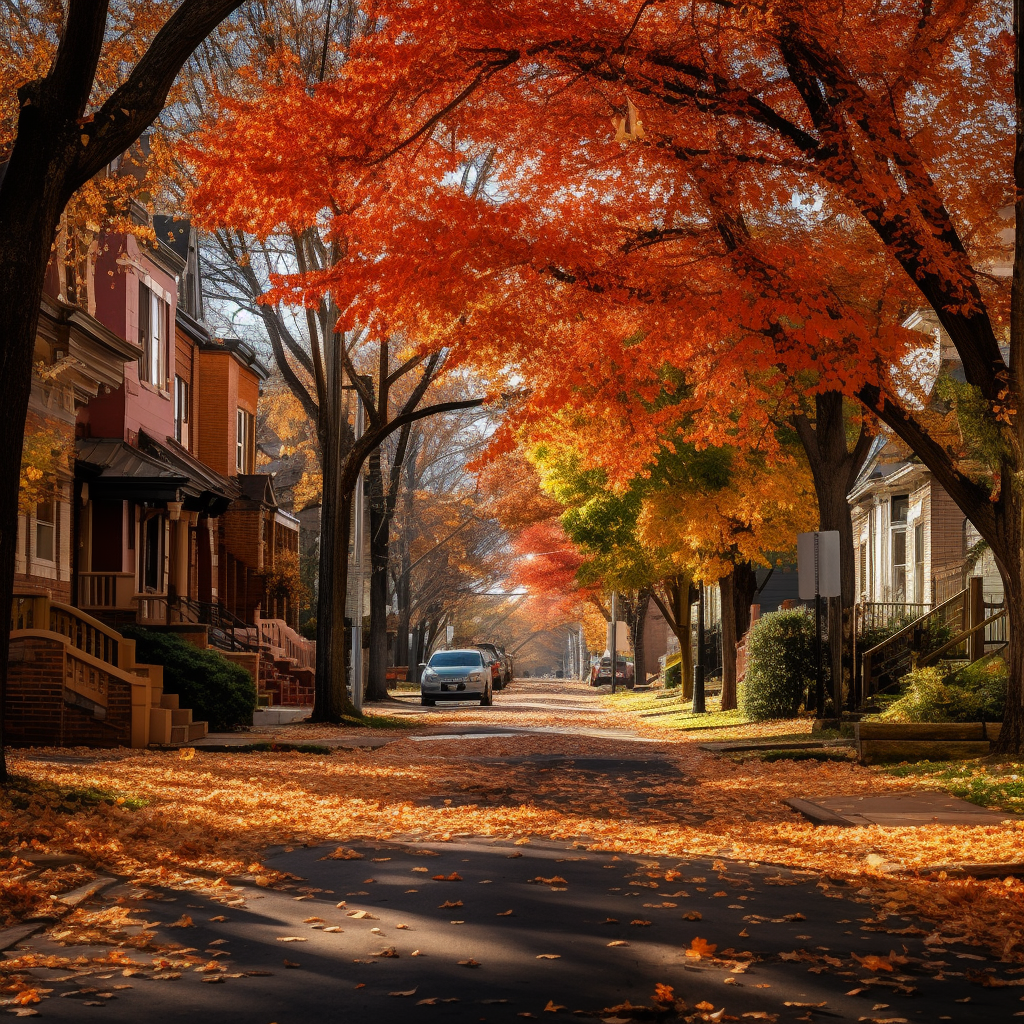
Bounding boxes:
138 280 168 389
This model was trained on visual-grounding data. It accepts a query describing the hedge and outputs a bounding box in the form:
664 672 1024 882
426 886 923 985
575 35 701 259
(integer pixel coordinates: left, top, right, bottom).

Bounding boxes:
122 627 257 732
741 608 817 721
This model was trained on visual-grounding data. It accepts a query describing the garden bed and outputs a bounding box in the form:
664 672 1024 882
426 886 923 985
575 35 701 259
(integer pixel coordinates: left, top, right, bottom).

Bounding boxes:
856 721 1002 764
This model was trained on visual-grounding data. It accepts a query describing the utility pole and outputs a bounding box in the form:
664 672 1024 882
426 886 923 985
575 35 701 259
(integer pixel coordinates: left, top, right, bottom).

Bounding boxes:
351 396 365 715
693 583 706 713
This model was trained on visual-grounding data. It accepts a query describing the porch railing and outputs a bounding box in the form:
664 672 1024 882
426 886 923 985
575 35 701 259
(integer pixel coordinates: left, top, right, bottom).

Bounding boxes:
78 572 136 611
12 593 123 668
257 615 315 669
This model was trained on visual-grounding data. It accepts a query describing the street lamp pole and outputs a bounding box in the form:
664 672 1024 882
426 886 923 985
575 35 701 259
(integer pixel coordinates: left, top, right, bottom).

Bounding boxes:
693 582 706 714
609 591 619 694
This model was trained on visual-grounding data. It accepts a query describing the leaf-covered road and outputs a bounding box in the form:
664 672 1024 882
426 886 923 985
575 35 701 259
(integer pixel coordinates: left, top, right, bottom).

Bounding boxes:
3 679 1024 1021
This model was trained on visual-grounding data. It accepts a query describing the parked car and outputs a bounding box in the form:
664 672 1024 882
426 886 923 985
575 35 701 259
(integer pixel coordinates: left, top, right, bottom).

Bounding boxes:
496 646 514 687
420 649 494 706
472 643 508 690
591 656 635 688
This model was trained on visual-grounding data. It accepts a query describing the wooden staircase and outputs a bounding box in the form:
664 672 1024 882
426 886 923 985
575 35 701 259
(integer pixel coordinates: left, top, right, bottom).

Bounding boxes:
255 614 316 707
9 594 207 748
858 577 1007 704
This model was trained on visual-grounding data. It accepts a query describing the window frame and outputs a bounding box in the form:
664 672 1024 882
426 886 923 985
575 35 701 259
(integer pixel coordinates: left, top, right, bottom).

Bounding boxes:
35 499 56 564
236 407 254 473
174 374 190 446
138 279 169 390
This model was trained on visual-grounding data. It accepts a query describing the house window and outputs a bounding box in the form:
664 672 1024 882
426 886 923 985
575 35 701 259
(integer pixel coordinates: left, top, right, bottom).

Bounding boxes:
890 494 909 602
174 375 190 447
138 281 168 389
914 522 925 603
236 408 254 473
35 500 55 563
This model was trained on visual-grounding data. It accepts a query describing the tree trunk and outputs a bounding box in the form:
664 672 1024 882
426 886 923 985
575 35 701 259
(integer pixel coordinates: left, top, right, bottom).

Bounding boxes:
652 573 694 698
630 589 651 685
720 561 758 711
993 532 1024 753
793 392 871 713
365 447 391 702
0 146 72 782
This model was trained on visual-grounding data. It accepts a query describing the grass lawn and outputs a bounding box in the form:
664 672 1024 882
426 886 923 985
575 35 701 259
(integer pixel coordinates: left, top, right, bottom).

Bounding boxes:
880 758 1024 813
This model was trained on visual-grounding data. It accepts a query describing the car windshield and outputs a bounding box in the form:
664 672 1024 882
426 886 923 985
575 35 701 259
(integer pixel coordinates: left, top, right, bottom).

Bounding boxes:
430 652 483 668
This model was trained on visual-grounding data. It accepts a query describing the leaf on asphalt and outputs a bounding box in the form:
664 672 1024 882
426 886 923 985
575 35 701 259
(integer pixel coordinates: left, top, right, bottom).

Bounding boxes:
168 915 194 928
630 919 651 927
373 947 399 958
323 926 343 933
282 960 301 968
433 873 463 881
412 867 429 873
243 971 273 977
601 918 619 924
396 923 410 929
852 954 896 972
439 900 463 908
363 878 377 884
458 959 481 967
346 911 378 919
682 911 702 921
480 998 508 1004
652 983 675 1006
411 950 424 956
514 838 531 845
536 954 561 959
686 937 717 960
325 848 364 860
304 917 325 924
209 916 228 923
276 936 308 942
785 1002 827 1008
530 876 568 886
389 988 417 997
507 853 523 859
543 1000 567 1012
607 940 629 947
497 910 514 916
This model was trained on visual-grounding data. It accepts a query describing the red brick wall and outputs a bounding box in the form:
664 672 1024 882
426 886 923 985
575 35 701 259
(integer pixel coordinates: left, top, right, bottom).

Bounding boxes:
6 636 134 748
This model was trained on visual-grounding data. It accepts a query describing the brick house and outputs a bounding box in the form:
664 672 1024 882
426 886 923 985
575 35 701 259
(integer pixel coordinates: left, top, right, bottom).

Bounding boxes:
8 200 314 747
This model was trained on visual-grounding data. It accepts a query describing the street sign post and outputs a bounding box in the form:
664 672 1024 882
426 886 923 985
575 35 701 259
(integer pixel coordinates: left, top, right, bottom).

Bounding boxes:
797 531 842 717
445 624 454 647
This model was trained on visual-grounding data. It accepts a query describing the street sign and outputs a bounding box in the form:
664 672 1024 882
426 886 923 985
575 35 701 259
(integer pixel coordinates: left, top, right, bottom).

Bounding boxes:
797 531 841 600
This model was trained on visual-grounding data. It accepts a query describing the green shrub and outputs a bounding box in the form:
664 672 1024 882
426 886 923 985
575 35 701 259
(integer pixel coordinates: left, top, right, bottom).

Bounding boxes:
880 659 1007 723
664 656 681 688
123 627 257 731
741 608 817 721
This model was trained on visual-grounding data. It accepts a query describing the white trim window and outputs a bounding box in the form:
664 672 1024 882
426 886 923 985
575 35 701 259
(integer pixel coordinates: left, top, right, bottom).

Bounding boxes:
174 374 190 446
138 280 169 389
35 499 55 563
236 408 254 473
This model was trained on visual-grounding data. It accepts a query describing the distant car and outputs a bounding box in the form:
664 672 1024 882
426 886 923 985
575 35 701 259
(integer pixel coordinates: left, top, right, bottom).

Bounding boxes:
592 656 634 688
495 646 514 688
420 649 493 706
472 643 508 690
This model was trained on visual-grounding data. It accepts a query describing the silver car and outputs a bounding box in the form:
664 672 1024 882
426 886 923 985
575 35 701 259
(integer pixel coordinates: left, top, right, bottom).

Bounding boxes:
420 649 494 707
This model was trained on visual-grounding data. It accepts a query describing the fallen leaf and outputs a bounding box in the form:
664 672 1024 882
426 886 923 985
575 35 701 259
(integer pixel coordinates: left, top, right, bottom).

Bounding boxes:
179 747 195 760
389 988 417 997
630 919 651 927
607 940 629 947
543 1001 567 1012
458 959 481 968
325 848 364 860
686 937 718 960
346 911 378 920
497 910 514 917
432 873 463 881
412 867 429 873
168 915 194 928
276 937 308 943
209 916 228 923
439 900 464 908
536 954 561 959
323 927 343 933
682 911 703 921
282 960 301 969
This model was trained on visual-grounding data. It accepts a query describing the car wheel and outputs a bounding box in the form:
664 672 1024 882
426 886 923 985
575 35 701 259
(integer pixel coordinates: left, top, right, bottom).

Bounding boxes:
421 696 435 706
481 686 493 707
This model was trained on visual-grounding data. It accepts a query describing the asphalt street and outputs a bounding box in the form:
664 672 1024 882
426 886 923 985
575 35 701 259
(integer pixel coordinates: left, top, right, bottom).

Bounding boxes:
7 836 1024 1022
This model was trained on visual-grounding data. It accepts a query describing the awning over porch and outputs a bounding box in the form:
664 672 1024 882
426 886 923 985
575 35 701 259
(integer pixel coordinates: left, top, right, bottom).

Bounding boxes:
76 433 235 516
